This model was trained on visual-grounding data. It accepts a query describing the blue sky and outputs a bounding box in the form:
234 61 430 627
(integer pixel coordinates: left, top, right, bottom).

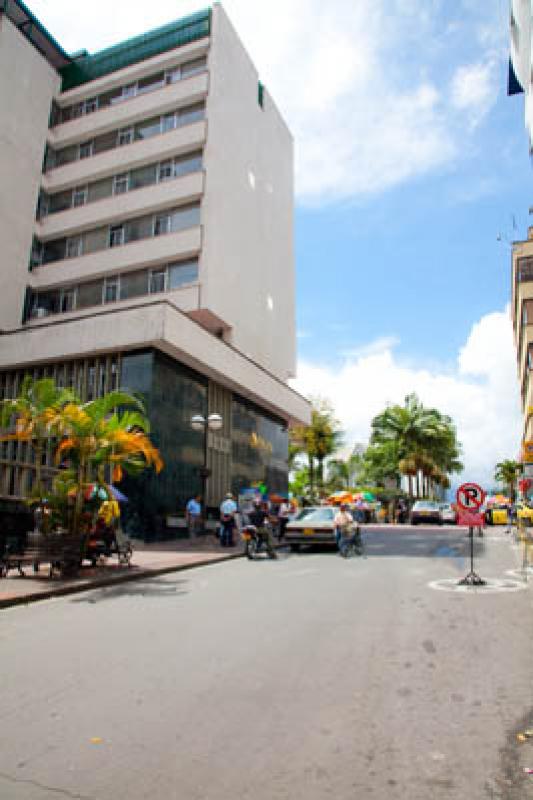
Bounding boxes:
30 0 530 486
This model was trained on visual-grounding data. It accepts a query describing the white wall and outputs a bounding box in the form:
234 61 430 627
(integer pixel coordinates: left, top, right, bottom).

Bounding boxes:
0 15 60 331
201 4 296 381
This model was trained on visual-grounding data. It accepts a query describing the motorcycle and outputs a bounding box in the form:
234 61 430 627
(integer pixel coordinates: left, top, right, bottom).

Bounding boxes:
241 524 278 560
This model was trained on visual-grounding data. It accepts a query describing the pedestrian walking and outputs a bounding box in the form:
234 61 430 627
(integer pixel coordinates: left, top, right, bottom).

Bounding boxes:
219 492 237 547
185 494 203 538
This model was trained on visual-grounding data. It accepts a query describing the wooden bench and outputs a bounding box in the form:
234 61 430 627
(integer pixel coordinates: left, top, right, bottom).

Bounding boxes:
1 531 84 578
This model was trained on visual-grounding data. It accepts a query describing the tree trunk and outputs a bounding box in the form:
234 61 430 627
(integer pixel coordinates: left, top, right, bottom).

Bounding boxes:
317 457 324 494
308 456 315 494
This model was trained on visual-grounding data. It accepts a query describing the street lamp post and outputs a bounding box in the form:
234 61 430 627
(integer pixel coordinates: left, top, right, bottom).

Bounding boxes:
191 413 223 526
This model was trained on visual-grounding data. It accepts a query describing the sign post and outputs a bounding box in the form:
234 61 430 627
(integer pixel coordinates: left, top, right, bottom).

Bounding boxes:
456 482 486 586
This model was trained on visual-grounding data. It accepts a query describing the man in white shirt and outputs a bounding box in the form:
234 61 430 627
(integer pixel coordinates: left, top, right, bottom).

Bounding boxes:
219 492 237 547
334 503 354 550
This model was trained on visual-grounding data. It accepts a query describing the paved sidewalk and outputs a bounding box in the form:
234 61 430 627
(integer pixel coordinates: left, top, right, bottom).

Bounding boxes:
0 535 244 609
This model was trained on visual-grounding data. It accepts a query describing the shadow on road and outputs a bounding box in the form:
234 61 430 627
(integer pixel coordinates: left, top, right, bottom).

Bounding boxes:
70 576 190 603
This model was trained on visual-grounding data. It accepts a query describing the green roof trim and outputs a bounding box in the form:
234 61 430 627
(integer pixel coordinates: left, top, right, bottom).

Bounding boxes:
60 8 211 92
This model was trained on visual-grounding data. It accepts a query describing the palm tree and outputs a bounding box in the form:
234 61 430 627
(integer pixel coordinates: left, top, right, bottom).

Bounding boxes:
290 399 343 496
399 455 417 498
0 376 77 501
371 394 462 496
306 400 343 494
55 391 163 536
494 460 521 501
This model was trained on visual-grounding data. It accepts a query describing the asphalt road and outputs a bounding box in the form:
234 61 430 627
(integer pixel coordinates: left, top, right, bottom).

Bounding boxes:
2 526 533 800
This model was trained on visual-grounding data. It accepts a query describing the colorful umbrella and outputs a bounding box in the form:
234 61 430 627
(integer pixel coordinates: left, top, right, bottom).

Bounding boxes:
353 491 375 502
327 491 354 505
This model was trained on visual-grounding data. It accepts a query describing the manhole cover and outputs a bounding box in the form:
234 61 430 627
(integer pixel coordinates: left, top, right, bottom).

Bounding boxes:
428 577 526 594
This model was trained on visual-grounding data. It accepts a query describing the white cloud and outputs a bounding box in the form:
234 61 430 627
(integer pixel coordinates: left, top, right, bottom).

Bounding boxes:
449 60 498 129
292 308 522 490
29 0 502 204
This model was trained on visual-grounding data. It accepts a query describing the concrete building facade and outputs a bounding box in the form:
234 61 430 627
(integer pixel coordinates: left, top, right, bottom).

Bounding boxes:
511 231 533 451
0 2 310 536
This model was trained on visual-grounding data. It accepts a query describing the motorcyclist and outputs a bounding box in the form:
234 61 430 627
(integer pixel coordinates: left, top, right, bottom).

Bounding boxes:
246 499 277 558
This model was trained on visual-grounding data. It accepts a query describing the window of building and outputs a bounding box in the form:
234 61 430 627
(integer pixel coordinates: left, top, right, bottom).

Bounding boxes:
124 214 153 243
78 280 104 309
72 186 88 207
138 72 164 94
109 225 124 248
168 259 199 289
121 83 137 101
113 173 129 195
85 97 98 114
104 276 119 303
48 190 72 214
154 213 171 236
174 151 203 177
169 204 201 232
518 258 533 282
94 131 117 155
79 140 93 159
181 57 207 78
117 127 134 147
161 112 177 133
178 103 205 126
60 288 76 313
149 269 166 294
165 66 181 84
129 164 157 190
71 102 84 120
120 270 149 300
66 236 82 259
135 116 161 140
158 160 173 182
88 178 113 203
42 239 66 264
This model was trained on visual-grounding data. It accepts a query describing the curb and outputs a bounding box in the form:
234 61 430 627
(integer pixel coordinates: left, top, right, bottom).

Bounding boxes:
0 550 245 610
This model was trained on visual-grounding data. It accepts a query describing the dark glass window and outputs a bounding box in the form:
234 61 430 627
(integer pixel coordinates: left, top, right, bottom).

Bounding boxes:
77 280 103 309
125 215 153 243
138 72 164 94
120 271 149 300
231 397 288 497
48 190 72 214
94 131 118 155
42 239 66 264
130 164 157 190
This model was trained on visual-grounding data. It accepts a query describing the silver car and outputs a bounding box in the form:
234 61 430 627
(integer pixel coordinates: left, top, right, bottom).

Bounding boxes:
285 506 337 550
439 503 457 524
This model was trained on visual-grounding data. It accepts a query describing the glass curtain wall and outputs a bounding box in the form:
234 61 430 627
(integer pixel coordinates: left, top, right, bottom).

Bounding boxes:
231 396 289 498
119 350 206 539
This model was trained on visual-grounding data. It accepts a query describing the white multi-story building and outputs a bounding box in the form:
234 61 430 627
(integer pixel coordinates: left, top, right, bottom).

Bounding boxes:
509 0 533 146
0 2 310 535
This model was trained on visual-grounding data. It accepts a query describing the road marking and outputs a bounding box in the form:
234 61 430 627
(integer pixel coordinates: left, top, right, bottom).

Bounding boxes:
428 577 526 594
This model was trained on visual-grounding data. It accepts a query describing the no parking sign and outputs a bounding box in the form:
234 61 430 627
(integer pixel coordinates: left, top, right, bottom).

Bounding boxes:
456 482 485 527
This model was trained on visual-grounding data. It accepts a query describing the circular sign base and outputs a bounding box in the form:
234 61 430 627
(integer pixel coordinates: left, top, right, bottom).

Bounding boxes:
428 577 525 594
